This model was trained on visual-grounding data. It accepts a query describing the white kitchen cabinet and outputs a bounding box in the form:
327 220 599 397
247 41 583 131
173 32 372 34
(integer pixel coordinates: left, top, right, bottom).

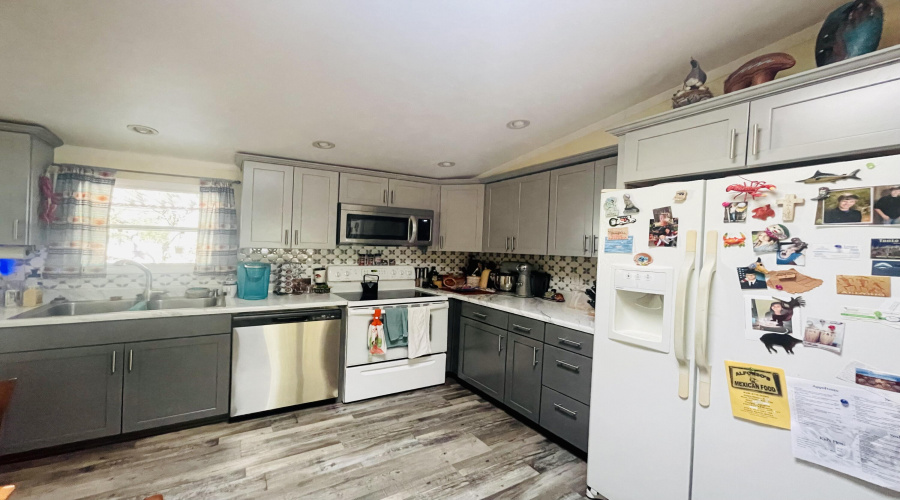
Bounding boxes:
291 168 339 249
339 172 390 206
0 128 57 247
748 62 900 166
388 179 434 210
548 163 595 257
240 162 294 248
592 157 618 256
482 172 550 255
438 185 484 252
240 162 339 249
619 103 750 184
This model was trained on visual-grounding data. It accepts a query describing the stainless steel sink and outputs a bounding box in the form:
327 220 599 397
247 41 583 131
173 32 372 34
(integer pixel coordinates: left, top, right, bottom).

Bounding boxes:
11 296 221 319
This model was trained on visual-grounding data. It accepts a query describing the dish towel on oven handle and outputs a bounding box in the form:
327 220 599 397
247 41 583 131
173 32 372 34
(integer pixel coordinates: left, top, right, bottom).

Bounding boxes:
368 308 385 355
407 306 432 358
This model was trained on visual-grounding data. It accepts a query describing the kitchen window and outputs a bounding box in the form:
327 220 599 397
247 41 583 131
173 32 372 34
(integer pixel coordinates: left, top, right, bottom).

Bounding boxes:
106 174 201 271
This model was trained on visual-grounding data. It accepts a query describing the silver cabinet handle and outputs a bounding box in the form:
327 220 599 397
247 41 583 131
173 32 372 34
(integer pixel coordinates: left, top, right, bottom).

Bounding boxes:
383 190 387 204
472 312 488 319
128 349 133 372
441 235 444 250
558 338 582 348
593 235 598 255
111 350 116 374
751 124 759 156
554 403 578 418
294 229 298 245
506 237 510 251
729 128 737 159
512 324 531 333
556 360 580 372
498 335 503 354
391 190 394 204
512 236 516 251
12 219 20 241
532 347 539 367
583 235 589 253
284 230 289 245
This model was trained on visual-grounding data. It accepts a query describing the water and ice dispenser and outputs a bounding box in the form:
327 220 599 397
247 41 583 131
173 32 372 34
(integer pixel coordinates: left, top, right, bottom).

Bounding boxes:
608 265 675 353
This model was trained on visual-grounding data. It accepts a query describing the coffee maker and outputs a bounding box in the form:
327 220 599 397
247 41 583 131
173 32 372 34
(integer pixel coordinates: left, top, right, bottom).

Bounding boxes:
515 263 534 298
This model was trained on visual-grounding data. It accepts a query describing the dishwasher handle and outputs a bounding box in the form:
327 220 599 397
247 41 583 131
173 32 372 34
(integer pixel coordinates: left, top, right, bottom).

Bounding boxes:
232 309 342 328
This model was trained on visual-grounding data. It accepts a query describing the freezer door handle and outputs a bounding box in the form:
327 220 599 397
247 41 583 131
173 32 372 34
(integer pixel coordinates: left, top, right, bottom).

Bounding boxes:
695 230 718 408
673 230 697 400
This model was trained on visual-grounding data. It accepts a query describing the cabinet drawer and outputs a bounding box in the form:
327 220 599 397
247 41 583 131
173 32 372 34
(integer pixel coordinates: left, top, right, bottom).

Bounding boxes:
540 386 590 452
461 302 508 330
507 314 545 341
545 324 594 358
542 345 592 404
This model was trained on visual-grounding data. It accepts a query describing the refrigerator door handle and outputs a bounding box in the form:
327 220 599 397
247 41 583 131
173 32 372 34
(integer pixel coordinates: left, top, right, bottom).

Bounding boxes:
673 230 697 400
695 230 718 408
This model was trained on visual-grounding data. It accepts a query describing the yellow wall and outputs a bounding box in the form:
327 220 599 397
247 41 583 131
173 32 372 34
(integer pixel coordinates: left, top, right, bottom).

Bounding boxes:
485 0 900 177
54 145 241 181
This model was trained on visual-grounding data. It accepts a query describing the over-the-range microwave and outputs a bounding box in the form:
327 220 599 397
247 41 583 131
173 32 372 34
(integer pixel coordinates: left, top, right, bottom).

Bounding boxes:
338 204 433 247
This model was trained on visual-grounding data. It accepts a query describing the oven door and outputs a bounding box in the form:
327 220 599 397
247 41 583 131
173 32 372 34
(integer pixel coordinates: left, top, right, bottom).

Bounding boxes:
339 204 434 246
345 301 449 367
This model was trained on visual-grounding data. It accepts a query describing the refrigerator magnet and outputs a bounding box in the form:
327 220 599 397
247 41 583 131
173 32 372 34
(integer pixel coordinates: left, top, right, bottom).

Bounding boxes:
723 233 746 247
836 275 891 297
649 207 678 247
751 204 775 221
802 318 845 354
747 257 771 275
604 236 634 254
810 187 831 201
609 214 637 227
673 190 687 202
737 267 767 289
776 194 804 222
603 197 619 217
723 202 748 223
766 269 823 294
752 231 778 253
776 238 808 266
607 227 629 240
765 224 790 240
724 361 791 429
745 295 802 346
872 261 900 277
725 178 776 202
634 253 653 266
622 193 640 214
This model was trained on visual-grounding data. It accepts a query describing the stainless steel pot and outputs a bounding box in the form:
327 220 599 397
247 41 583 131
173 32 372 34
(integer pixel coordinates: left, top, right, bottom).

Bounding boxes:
497 273 515 292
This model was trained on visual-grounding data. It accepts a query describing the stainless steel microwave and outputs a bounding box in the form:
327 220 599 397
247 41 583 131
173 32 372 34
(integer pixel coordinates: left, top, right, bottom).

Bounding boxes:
338 204 434 247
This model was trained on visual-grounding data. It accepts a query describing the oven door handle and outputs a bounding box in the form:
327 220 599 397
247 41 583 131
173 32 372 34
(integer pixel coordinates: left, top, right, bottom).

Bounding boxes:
347 302 450 316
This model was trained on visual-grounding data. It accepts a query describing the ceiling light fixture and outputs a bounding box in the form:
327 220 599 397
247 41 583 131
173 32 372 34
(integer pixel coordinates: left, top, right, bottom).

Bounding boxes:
127 124 159 135
437 161 456 168
312 141 336 149
506 119 531 130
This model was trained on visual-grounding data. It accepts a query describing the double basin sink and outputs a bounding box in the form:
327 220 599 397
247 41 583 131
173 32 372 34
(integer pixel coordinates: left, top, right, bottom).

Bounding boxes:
11 297 220 319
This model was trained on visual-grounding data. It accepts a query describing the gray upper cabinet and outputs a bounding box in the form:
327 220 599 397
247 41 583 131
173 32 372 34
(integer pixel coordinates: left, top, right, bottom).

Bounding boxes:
0 128 58 247
483 171 550 254
241 162 339 249
548 163 595 257
619 103 750 184
122 334 230 433
458 317 506 401
0 344 124 455
339 172 390 206
388 179 434 210
593 157 618 256
504 333 543 423
292 168 339 249
748 62 900 166
240 162 294 248
438 184 484 252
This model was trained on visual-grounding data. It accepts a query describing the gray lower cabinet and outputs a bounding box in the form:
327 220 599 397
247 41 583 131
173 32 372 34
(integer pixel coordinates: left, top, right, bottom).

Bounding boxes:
540 387 590 453
122 334 231 432
503 333 543 423
458 317 506 400
0 344 124 454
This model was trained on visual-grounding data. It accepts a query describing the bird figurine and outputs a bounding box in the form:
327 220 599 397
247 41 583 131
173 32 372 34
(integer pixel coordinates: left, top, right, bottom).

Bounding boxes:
683 58 707 90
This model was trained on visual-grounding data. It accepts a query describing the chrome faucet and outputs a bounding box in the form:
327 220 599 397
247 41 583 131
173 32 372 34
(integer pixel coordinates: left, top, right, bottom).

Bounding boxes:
113 260 163 301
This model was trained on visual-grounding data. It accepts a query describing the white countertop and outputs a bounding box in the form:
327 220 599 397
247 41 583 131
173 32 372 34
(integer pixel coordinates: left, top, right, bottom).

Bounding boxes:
421 288 596 334
0 293 349 329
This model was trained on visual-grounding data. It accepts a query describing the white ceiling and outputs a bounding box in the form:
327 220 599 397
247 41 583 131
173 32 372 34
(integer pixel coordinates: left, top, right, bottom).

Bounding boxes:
0 0 846 178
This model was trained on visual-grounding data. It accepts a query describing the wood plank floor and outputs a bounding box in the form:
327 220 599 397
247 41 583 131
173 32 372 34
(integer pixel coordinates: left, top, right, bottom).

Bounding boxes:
0 380 587 499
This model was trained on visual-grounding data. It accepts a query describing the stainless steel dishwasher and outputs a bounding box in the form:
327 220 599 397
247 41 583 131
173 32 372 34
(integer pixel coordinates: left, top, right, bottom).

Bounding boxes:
230 309 342 417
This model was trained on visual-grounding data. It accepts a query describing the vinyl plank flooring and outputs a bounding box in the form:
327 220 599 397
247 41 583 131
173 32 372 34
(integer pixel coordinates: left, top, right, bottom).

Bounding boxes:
0 380 587 499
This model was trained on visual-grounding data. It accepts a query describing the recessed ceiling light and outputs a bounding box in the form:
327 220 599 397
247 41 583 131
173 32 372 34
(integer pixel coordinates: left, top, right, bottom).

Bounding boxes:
506 119 531 130
127 124 158 135
437 161 456 168
312 141 336 149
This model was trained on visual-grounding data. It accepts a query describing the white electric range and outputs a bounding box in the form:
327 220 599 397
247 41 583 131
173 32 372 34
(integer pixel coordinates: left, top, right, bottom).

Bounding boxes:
329 265 449 403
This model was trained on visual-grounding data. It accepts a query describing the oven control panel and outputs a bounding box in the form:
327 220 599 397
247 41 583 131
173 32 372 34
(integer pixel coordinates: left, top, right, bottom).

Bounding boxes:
327 265 416 282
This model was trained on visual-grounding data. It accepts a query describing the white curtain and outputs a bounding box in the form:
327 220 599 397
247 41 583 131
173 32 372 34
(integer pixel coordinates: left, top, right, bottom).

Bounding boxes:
194 179 238 275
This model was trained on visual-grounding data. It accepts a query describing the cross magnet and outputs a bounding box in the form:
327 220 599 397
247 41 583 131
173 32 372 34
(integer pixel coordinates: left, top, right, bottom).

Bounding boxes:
777 194 804 222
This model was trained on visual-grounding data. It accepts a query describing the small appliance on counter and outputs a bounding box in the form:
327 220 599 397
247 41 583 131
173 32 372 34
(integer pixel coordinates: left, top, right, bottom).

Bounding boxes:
530 271 551 298
496 261 524 293
515 263 534 298
237 262 271 300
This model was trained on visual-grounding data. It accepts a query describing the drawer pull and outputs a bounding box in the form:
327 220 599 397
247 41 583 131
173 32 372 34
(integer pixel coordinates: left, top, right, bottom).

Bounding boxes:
498 336 503 354
512 324 531 333
554 403 578 418
532 346 539 367
111 350 116 374
558 338 582 348
556 360 580 372
472 312 488 319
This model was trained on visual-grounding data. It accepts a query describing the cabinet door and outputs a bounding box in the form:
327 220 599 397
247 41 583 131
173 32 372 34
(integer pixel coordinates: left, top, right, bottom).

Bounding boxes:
548 163 595 257
458 318 506 401
592 157 618 256
439 184 484 252
339 172 390 206
504 333 543 423
482 179 519 253
620 103 749 184
748 63 900 166
0 345 123 454
239 162 294 248
388 179 434 210
0 131 32 246
122 334 230 433
292 167 339 249
513 171 550 255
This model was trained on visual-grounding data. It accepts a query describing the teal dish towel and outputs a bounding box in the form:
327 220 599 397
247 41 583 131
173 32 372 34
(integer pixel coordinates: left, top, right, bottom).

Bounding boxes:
383 308 408 348
129 301 148 311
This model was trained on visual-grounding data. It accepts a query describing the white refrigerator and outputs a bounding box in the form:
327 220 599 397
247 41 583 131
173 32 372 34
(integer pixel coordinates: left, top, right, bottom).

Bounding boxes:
587 155 900 500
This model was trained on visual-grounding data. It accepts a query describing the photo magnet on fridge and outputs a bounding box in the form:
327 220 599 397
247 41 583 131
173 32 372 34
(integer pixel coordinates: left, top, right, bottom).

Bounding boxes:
776 238 808 266
752 231 778 254
872 260 900 277
802 318 844 354
873 185 900 224
871 238 900 260
815 187 874 226
605 236 634 254
649 207 678 247
745 296 803 354
855 368 900 394
722 202 748 222
737 267 767 289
